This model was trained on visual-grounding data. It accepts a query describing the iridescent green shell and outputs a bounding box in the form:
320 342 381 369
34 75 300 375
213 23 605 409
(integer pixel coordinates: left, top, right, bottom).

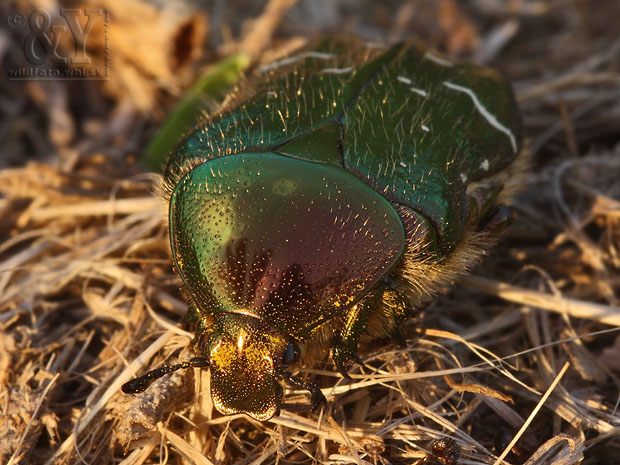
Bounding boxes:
167 37 520 254
163 36 522 421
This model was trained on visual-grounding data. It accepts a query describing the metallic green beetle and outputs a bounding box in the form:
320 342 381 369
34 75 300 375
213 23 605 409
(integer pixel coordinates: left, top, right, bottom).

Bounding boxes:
124 37 523 421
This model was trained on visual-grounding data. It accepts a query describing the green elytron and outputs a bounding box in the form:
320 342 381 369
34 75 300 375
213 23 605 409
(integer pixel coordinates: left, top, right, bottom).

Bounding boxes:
123 37 523 421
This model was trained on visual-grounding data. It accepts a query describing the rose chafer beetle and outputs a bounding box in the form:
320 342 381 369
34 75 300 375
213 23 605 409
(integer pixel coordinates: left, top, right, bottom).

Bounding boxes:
123 36 523 421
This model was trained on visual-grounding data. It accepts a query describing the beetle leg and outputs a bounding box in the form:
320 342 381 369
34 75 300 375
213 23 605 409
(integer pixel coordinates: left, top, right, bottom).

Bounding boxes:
278 371 327 412
467 185 502 225
376 280 411 341
466 185 514 233
331 296 376 378
481 205 514 234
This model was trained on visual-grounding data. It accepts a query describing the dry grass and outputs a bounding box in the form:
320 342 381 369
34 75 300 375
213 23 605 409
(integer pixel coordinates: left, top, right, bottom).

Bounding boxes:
1 1 619 464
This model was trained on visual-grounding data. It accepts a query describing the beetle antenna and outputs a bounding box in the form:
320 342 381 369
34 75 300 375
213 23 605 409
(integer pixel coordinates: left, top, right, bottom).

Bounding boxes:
122 357 209 394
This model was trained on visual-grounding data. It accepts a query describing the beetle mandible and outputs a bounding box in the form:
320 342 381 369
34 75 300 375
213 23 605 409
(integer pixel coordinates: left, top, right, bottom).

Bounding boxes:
123 36 523 421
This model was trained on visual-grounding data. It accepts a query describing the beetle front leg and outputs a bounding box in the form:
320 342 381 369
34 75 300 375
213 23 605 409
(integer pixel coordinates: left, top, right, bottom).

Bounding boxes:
330 297 375 378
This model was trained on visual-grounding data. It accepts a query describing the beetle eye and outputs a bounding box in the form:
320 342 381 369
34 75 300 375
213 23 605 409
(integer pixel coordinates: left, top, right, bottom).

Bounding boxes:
281 342 300 366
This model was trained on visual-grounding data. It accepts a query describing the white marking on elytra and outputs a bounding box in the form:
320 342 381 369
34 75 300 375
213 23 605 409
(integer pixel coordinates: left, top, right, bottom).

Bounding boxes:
396 76 428 97
424 51 453 67
409 87 428 97
258 52 334 73
421 125 430 132
399 161 407 168
481 159 490 171
321 66 354 74
442 81 518 154
460 173 467 182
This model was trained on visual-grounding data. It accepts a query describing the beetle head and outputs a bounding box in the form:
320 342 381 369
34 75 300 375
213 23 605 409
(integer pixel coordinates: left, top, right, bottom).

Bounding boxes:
199 313 299 421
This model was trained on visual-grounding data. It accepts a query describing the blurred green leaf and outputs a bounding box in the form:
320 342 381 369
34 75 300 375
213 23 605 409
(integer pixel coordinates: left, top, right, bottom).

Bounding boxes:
143 53 251 171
